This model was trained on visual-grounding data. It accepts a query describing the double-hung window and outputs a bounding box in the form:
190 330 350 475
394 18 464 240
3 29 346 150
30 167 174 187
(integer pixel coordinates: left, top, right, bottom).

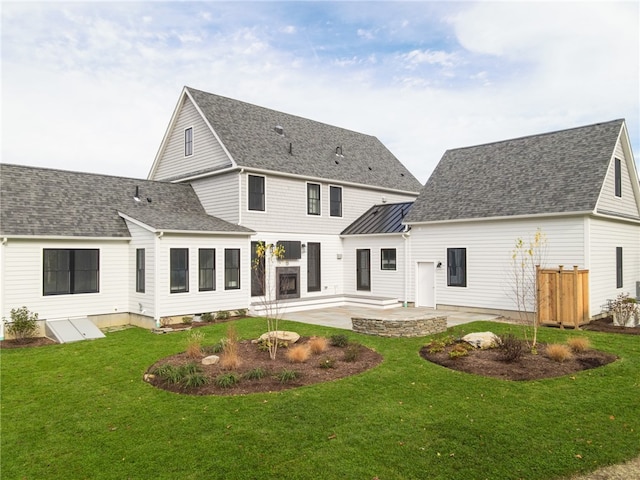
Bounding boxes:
170 248 189 293
185 127 193 157
447 248 467 287
199 249 215 291
307 183 321 215
381 249 397 270
225 249 241 289
136 248 145 293
330 186 342 217
43 249 99 295
248 175 265 211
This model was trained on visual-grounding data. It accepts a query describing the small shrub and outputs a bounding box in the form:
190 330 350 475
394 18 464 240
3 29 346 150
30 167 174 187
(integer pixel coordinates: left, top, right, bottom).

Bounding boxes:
160 317 171 327
215 372 240 388
308 336 328 354
204 340 226 354
216 310 230 321
425 335 456 354
318 357 336 369
275 369 299 384
181 316 193 325
497 333 524 363
546 344 573 363
243 367 266 380
221 324 241 370
330 334 349 347
201 312 214 323
448 343 471 359
343 343 362 362
236 308 247 317
152 363 201 385
286 344 311 363
4 306 39 343
566 337 590 353
182 372 208 389
185 331 205 358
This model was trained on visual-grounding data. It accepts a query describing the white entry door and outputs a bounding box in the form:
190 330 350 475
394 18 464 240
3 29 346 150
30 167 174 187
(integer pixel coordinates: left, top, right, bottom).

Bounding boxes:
416 262 435 307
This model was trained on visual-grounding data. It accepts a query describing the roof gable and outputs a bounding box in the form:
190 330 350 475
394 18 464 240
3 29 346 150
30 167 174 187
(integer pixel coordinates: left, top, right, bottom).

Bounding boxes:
405 120 626 223
342 202 413 235
175 87 421 192
0 164 253 237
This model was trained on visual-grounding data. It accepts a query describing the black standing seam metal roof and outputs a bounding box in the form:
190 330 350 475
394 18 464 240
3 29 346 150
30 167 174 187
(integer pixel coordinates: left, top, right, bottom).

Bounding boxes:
183 87 423 193
404 119 627 223
0 164 254 237
341 202 414 235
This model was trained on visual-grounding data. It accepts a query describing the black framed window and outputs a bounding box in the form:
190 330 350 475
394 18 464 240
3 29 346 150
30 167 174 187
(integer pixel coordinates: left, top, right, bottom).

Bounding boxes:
616 247 623 288
225 249 241 290
447 248 467 287
356 249 371 291
248 175 265 211
307 242 321 292
381 249 397 270
614 158 622 197
307 183 321 215
136 248 145 293
43 249 99 295
185 127 193 156
170 248 189 293
199 249 215 291
330 186 342 217
277 240 301 260
251 241 264 296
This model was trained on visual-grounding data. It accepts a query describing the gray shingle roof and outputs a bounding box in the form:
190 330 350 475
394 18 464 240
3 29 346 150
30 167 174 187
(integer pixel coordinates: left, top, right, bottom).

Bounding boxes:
0 164 253 237
341 202 413 235
404 120 625 223
186 87 422 192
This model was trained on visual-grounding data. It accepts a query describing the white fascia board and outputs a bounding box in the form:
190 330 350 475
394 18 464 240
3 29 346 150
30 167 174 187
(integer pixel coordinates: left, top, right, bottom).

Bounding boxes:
0 235 130 241
340 232 406 239
148 87 188 180
172 166 240 183
242 167 420 196
159 229 254 236
404 211 594 226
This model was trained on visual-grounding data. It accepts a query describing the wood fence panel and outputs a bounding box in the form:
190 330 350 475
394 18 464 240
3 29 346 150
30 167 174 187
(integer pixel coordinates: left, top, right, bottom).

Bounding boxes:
537 266 589 327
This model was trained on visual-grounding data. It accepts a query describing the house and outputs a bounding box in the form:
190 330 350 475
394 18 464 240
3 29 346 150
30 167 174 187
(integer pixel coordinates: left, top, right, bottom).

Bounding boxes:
0 87 422 338
404 119 639 319
0 164 254 337
147 87 422 312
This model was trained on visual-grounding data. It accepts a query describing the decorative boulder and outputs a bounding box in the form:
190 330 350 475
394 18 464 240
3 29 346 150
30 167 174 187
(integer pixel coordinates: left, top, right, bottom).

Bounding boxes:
462 332 499 349
202 355 220 366
258 331 300 344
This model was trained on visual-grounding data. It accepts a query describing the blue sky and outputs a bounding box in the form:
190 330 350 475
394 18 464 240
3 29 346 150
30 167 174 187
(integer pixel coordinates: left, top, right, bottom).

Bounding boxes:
2 1 638 183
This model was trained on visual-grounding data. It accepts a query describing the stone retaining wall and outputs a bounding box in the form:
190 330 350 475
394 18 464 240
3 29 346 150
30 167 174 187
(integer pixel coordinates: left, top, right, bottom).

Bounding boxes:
351 316 447 338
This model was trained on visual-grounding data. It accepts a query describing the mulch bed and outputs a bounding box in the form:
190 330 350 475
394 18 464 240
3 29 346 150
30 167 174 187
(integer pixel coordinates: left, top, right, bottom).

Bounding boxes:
145 337 383 396
0 337 57 349
581 316 640 335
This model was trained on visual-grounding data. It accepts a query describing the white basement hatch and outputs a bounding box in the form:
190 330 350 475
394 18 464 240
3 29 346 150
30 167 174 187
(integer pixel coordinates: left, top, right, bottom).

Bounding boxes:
45 318 106 343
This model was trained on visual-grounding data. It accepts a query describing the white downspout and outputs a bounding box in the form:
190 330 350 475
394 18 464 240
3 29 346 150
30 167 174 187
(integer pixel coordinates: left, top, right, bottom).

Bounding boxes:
0 237 6 340
238 168 244 226
402 229 410 308
154 231 163 327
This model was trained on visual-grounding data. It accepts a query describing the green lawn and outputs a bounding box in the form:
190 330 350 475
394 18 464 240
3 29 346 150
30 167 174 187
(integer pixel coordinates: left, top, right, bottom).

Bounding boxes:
1 318 639 479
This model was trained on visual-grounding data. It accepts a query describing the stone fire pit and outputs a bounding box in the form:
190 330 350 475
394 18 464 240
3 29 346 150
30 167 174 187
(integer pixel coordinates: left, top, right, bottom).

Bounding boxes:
351 315 447 338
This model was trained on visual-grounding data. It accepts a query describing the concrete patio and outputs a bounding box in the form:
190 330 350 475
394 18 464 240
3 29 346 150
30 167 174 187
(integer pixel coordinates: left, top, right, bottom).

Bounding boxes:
281 305 502 331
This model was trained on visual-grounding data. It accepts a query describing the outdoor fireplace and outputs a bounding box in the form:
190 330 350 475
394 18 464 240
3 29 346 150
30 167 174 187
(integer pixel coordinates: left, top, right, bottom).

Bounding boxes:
276 267 300 300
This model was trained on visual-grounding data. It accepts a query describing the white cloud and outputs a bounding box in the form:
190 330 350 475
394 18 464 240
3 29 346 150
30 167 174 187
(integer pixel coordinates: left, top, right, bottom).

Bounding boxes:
400 49 458 69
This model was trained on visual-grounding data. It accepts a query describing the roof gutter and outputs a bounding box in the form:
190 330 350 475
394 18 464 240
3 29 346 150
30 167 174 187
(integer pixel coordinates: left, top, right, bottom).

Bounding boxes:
405 210 595 226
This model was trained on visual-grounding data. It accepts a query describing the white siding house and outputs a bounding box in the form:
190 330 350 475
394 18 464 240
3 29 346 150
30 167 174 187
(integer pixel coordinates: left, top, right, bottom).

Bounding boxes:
404 119 640 319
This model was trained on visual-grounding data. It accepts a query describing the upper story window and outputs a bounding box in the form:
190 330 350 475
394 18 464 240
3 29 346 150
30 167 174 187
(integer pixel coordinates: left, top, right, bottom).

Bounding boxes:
330 186 342 217
381 248 397 270
248 175 265 211
616 247 623 288
43 249 99 295
170 248 189 293
614 158 622 197
447 247 467 287
307 183 321 215
184 127 193 157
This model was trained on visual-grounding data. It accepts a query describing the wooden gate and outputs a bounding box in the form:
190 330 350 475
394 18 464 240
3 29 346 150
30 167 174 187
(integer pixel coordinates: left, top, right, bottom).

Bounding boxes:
537 266 589 327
